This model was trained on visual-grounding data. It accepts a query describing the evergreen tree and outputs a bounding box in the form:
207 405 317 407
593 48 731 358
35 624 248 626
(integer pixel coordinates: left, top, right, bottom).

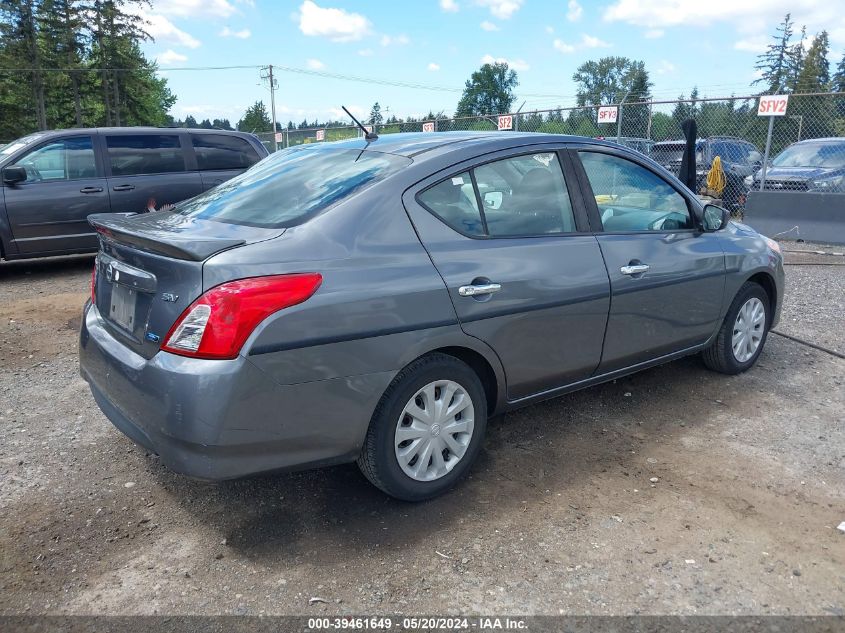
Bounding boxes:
369 102 383 127
754 13 795 93
621 66 652 137
237 101 271 133
785 25 806 92
212 118 233 130
834 53 845 93
184 115 197 128
794 31 830 93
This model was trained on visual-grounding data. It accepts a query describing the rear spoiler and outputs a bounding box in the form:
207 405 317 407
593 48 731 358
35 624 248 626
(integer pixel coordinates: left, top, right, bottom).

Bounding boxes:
88 213 246 261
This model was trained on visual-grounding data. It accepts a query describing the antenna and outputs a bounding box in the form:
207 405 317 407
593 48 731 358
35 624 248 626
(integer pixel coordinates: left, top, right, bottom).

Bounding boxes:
342 105 378 141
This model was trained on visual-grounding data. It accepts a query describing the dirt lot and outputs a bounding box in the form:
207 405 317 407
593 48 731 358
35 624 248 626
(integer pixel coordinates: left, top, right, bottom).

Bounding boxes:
0 244 843 617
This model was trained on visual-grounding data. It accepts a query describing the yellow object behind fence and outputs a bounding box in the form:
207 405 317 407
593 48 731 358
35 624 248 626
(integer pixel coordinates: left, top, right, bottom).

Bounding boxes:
706 156 727 196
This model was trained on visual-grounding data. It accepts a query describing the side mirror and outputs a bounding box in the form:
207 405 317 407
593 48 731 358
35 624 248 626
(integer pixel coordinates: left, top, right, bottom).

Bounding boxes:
2 165 27 185
483 191 503 210
702 203 730 232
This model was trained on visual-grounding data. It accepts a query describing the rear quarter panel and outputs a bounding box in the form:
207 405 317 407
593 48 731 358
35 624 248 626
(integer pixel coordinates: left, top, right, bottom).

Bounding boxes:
203 179 507 396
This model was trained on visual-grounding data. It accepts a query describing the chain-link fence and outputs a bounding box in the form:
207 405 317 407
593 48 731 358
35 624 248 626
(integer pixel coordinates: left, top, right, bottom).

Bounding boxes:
257 92 845 200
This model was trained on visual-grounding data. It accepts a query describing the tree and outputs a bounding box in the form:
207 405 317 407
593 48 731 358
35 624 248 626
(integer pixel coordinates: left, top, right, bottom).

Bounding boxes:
671 87 700 133
572 56 651 130
754 13 795 94
455 62 518 117
793 31 830 93
620 66 652 137
212 118 233 130
184 115 198 128
834 53 845 93
369 101 383 127
785 25 806 92
237 100 271 133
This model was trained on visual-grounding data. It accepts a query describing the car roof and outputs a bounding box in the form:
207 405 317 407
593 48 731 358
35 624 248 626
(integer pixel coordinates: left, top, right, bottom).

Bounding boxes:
789 137 845 144
296 131 622 158
22 127 253 137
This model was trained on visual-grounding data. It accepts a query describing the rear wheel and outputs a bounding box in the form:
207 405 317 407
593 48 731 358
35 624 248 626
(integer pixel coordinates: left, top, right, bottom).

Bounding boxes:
357 353 487 501
702 281 770 374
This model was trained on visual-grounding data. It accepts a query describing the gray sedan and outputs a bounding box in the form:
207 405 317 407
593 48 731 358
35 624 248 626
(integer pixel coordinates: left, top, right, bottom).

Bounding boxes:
79 132 784 501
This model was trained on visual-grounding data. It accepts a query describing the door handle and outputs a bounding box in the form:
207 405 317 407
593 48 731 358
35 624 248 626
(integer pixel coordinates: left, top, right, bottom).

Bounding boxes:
79 186 103 194
458 283 502 297
112 184 135 192
620 264 650 275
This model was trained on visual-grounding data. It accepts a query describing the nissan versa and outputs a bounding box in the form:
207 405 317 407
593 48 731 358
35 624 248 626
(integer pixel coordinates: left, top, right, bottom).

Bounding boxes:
79 132 784 501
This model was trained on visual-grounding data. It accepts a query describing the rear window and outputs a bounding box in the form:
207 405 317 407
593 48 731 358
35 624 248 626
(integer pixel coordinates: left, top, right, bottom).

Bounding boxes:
106 134 185 176
175 147 411 228
191 133 260 171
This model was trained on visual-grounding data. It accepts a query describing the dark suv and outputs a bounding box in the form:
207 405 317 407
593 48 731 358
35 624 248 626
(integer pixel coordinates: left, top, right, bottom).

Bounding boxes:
0 127 268 260
651 137 762 209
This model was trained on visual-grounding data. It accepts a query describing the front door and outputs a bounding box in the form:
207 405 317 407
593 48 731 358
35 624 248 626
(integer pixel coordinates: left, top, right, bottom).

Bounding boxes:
103 133 203 214
404 148 610 401
3 134 109 255
573 148 726 373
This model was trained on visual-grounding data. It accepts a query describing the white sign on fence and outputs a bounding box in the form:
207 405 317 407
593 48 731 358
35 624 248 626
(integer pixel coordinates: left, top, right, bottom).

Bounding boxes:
597 106 618 124
497 115 513 130
315 129 325 141
422 121 435 133
758 94 789 116
274 132 283 143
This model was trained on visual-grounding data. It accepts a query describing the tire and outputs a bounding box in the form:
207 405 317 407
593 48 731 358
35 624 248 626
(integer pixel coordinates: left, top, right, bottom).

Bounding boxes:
357 353 488 501
702 281 770 374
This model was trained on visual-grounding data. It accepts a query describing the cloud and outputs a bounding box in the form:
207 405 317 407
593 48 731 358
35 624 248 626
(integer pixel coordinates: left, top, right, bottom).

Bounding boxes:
380 33 410 46
644 29 664 39
297 0 372 42
475 0 523 20
329 105 366 120
156 49 188 65
656 60 676 75
480 20 499 31
144 13 201 48
481 53 529 71
603 0 845 44
553 33 610 53
306 58 325 70
734 35 768 53
567 0 582 22
545 25 554 34
358 48 374 56
440 0 459 11
581 33 611 48
155 0 237 18
553 39 575 53
428 62 441 71
219 26 251 39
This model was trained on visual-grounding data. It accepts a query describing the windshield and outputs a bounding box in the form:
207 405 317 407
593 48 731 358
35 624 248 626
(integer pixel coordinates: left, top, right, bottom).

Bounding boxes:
652 143 704 166
772 142 845 168
0 132 47 156
176 146 412 228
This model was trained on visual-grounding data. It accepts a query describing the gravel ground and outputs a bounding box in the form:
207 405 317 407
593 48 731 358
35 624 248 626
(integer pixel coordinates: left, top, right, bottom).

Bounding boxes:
0 249 843 616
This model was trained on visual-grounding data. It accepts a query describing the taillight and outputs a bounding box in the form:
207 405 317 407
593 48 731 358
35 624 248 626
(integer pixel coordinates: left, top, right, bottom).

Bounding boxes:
161 273 322 360
91 258 97 303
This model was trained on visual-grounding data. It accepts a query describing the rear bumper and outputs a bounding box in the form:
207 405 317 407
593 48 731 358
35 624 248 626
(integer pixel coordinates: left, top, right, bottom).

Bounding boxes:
79 301 393 479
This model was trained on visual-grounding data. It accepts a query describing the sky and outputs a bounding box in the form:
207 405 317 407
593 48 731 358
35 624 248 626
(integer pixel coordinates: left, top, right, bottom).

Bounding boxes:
140 0 845 126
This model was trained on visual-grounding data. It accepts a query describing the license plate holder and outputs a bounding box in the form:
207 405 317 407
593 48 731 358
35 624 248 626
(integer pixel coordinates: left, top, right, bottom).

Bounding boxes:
110 284 137 332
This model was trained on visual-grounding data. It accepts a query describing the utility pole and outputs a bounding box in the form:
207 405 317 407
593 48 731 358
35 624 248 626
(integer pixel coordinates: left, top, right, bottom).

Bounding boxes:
260 65 279 151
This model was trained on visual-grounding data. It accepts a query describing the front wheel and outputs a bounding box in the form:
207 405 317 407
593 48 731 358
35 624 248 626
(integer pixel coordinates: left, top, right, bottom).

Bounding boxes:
702 281 770 374
357 353 487 501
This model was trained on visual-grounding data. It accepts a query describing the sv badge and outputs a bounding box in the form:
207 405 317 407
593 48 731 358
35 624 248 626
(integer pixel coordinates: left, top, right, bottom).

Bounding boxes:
161 293 179 303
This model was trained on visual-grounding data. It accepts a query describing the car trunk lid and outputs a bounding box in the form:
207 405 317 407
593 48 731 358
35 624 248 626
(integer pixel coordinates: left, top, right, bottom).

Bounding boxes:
90 211 284 359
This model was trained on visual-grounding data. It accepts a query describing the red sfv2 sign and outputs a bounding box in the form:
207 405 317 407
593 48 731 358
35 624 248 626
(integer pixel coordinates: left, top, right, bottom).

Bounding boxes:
497 115 513 130
597 106 618 123
422 122 435 132
758 94 789 116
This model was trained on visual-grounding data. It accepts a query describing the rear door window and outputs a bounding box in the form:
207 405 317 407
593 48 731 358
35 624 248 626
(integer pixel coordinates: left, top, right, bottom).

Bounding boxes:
418 172 485 236
176 147 411 228
191 134 261 171
106 135 185 176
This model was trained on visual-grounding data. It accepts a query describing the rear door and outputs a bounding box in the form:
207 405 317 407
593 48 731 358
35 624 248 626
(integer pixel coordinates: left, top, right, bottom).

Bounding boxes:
104 132 203 214
2 133 109 255
403 147 610 401
189 132 263 191
572 146 726 373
